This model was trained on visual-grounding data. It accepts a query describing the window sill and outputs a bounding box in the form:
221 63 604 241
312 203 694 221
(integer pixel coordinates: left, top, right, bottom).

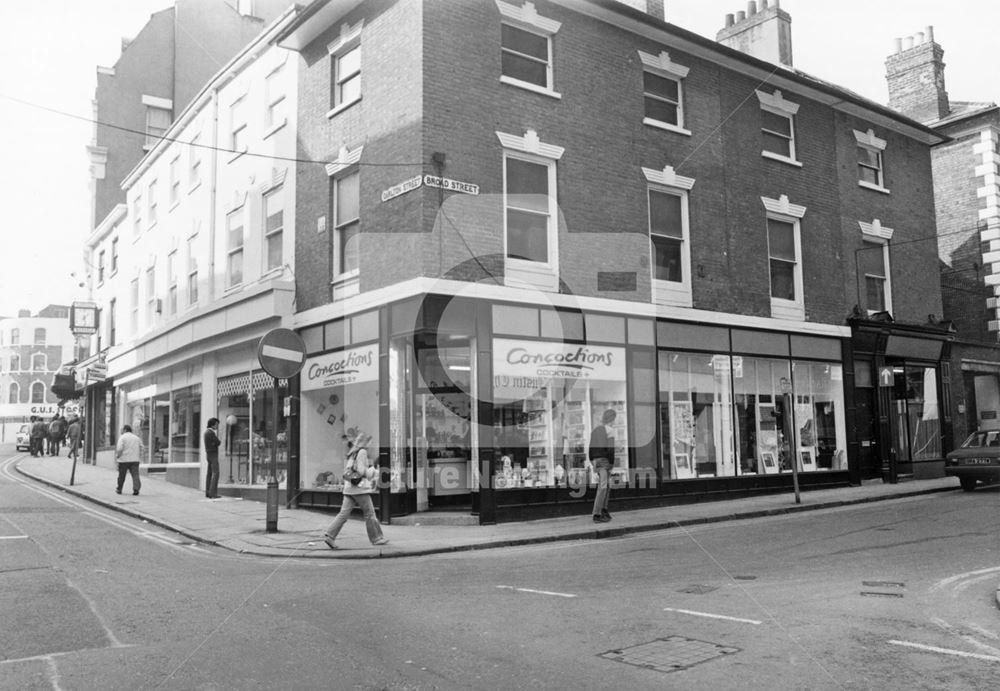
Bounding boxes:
652 279 693 308
147 221 158 232
499 75 561 100
770 299 805 321
169 200 180 213
761 151 802 167
505 260 558 292
642 117 692 137
331 272 360 301
326 97 361 120
858 180 891 195
228 149 248 164
188 180 201 195
263 119 287 140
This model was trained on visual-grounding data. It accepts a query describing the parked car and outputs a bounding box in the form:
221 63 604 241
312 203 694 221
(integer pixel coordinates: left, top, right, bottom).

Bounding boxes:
15 424 30 452
945 430 1000 491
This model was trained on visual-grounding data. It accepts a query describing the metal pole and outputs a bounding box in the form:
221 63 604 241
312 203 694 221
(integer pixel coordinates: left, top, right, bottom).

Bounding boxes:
265 378 279 533
786 392 801 504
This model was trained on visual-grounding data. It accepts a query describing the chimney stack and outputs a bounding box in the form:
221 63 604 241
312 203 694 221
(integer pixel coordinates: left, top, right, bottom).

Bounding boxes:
611 0 666 21
885 25 949 123
716 0 793 68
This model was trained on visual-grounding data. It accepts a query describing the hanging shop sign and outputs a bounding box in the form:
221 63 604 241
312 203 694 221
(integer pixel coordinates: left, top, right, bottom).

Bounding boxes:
301 344 379 391
493 339 626 383
380 174 480 202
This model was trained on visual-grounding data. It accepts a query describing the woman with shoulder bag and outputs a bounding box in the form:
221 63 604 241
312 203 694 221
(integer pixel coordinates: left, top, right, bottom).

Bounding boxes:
323 433 389 549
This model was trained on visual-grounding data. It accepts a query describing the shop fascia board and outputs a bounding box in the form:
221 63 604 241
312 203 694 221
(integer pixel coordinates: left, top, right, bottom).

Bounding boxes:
290 276 851 340
107 279 295 385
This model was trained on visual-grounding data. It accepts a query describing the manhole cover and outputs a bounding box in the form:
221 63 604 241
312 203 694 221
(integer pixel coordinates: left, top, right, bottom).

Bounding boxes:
600 636 740 673
677 584 718 594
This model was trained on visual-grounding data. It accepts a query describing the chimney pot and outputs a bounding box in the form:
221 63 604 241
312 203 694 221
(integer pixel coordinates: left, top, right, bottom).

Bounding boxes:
926 25 934 42
915 31 924 44
904 36 914 50
748 1 757 16
725 13 734 27
737 10 746 21
893 37 902 54
761 0 768 7
773 0 779 7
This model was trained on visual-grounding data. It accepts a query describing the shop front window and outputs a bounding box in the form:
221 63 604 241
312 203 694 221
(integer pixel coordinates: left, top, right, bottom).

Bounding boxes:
892 365 941 462
299 345 379 492
492 340 628 491
218 371 288 487
171 384 201 464
659 351 847 479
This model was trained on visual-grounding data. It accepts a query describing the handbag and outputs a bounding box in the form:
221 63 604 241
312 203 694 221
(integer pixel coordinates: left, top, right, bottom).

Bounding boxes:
342 453 363 485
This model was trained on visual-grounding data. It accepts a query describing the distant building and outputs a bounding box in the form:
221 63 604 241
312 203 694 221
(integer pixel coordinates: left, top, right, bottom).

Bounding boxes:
885 27 1000 441
0 306 79 442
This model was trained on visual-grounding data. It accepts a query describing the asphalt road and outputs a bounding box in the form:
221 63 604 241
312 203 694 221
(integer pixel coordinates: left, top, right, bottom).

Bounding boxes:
1 454 997 690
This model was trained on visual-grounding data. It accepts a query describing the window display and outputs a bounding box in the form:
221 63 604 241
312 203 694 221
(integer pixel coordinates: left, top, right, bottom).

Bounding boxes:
300 344 379 492
492 339 628 490
217 371 288 487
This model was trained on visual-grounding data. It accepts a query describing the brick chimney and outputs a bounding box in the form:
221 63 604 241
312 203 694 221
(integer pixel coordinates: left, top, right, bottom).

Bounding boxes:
885 27 950 123
611 0 665 21
716 0 793 68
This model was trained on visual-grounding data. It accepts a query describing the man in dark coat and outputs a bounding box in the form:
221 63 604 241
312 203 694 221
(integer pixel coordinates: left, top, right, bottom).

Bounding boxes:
204 417 222 499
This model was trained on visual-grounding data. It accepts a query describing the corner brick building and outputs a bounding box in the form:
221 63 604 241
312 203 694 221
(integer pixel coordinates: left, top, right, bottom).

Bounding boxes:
885 27 1000 446
274 0 951 523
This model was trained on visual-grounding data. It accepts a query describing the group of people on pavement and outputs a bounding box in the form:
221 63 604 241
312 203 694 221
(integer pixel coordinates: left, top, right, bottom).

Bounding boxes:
106 405 623 550
27 413 83 460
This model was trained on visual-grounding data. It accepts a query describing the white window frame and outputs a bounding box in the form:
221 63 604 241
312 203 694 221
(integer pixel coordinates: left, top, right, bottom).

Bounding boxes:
327 21 363 118
98 250 106 284
145 264 157 324
189 132 202 189
8 382 18 404
169 155 180 206
643 165 695 307
639 50 691 136
854 128 890 194
186 232 199 306
33 328 45 345
756 89 801 166
496 0 562 99
326 146 364 300
264 64 287 134
859 219 894 316
497 129 564 292
230 96 248 156
263 184 284 273
167 249 178 316
132 195 142 238
226 205 245 290
10 328 18 345
142 95 172 150
111 237 119 274
31 353 46 371
147 179 158 228
130 277 139 334
10 354 19 371
761 195 807 320
30 381 45 404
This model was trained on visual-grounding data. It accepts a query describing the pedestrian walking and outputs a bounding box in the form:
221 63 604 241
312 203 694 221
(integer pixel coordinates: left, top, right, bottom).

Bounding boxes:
115 425 142 496
203 417 221 499
66 416 82 461
29 416 47 457
323 433 388 549
589 408 617 523
47 414 67 456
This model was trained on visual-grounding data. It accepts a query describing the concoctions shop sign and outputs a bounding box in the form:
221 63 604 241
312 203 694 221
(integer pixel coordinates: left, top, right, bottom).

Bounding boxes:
493 339 626 382
301 345 379 391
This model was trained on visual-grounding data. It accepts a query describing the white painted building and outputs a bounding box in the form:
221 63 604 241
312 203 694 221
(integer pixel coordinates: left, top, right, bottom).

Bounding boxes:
81 8 299 493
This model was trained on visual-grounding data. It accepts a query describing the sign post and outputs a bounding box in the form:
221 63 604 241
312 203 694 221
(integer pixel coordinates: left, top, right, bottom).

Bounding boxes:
257 328 306 533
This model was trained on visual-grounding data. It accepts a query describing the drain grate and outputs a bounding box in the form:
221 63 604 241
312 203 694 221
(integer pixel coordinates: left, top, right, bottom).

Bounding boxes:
677 584 718 594
600 636 740 673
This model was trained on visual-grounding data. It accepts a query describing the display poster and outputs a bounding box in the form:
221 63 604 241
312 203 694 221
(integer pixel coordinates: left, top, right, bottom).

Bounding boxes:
301 344 379 391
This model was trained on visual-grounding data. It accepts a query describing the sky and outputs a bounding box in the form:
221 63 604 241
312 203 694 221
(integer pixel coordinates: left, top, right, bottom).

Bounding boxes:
0 0 996 319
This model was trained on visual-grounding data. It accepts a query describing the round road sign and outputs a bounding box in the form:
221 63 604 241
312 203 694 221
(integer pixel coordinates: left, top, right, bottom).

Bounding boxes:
257 328 307 380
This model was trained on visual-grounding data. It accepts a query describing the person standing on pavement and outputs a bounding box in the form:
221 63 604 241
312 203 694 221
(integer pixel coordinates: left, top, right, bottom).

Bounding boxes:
48 414 66 456
589 408 617 523
115 425 142 495
66 416 82 461
203 417 221 499
29 416 47 457
323 433 388 549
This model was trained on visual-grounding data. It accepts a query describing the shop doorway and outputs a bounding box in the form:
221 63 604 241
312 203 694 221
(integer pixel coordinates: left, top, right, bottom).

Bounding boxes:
414 336 474 510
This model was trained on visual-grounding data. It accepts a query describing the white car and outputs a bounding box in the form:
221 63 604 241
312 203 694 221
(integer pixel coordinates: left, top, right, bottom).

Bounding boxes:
15 423 30 451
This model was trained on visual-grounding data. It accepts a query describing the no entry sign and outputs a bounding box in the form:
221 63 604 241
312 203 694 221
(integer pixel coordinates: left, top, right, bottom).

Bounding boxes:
257 328 307 380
